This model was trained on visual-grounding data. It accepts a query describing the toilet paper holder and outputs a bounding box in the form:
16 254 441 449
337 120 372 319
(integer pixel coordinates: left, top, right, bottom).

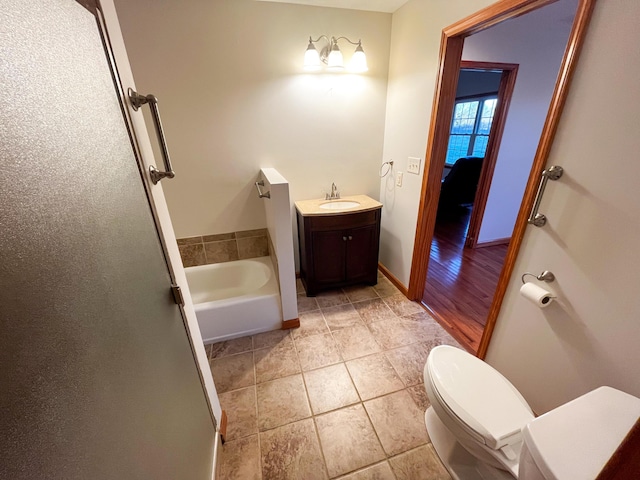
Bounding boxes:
521 270 555 284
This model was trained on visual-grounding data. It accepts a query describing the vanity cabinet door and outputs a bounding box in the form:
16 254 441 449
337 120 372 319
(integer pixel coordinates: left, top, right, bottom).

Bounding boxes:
312 229 347 284
345 224 378 283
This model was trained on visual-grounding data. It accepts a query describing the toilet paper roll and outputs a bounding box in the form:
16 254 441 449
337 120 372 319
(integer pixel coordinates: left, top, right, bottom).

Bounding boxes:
520 282 555 308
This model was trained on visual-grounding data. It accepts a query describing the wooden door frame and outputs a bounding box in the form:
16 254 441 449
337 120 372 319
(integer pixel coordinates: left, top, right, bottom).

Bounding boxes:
407 0 597 358
459 61 519 249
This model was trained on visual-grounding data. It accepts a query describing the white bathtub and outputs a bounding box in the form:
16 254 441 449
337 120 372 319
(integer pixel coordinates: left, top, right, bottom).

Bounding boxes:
185 256 282 343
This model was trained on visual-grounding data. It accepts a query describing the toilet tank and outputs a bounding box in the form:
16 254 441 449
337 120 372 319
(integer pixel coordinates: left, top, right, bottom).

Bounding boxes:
518 386 640 480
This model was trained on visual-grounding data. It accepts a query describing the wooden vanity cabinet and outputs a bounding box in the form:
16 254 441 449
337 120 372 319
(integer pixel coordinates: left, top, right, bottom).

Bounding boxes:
297 208 381 296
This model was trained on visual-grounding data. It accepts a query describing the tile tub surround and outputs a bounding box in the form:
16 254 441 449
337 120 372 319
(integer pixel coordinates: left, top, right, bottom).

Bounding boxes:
209 278 460 479
177 229 269 267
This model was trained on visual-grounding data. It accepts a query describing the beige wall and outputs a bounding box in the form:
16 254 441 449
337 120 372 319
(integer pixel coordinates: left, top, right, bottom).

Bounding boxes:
378 0 494 287
113 0 391 238
486 0 640 413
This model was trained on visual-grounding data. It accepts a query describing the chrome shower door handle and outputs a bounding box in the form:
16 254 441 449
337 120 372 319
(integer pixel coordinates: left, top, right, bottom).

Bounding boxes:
527 165 563 227
128 88 175 184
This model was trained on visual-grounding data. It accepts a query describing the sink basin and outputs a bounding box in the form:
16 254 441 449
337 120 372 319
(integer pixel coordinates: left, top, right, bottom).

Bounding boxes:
319 200 361 210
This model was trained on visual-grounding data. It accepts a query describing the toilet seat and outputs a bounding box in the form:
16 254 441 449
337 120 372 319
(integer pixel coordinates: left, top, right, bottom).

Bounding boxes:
427 346 534 451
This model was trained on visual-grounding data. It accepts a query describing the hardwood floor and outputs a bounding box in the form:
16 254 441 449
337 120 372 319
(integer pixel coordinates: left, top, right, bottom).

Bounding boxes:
422 207 508 353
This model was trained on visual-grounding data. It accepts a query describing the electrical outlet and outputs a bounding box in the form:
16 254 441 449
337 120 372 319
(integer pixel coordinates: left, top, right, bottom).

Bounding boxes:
396 171 403 187
407 157 421 175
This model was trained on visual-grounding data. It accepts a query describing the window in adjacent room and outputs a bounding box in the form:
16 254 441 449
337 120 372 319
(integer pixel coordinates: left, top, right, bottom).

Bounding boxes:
445 95 498 165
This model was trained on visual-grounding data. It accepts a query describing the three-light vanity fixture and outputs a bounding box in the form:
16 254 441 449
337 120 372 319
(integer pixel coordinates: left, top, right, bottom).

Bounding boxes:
304 35 368 72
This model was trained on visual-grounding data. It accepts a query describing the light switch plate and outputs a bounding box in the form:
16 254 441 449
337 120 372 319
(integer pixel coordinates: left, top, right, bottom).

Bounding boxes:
396 171 403 187
407 157 421 175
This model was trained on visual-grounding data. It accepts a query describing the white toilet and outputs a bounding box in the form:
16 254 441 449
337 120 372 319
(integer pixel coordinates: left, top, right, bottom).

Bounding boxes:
423 345 640 480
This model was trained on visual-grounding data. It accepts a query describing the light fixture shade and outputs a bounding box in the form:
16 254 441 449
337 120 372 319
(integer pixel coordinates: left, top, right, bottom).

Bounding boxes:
327 42 344 70
350 44 368 73
304 42 321 70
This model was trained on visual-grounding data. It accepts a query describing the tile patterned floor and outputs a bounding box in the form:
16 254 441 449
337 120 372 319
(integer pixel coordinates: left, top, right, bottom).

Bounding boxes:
207 272 459 479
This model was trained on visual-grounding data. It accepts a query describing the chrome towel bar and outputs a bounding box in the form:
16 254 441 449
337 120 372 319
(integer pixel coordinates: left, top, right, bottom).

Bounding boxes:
528 165 563 227
128 88 175 184
255 180 270 199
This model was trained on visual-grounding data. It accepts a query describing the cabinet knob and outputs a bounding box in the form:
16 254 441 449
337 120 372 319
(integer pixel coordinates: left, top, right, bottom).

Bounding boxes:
343 236 347 241
348 236 353 240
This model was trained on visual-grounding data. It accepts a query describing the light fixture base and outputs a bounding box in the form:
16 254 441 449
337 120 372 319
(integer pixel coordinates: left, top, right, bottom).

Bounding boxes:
304 35 366 73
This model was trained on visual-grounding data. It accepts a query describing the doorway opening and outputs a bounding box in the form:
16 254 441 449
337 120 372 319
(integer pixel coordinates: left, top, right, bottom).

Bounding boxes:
423 62 517 352
408 0 595 357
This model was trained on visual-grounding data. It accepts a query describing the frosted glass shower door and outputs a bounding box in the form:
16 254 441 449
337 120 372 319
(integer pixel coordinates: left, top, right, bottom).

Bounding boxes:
0 1 215 479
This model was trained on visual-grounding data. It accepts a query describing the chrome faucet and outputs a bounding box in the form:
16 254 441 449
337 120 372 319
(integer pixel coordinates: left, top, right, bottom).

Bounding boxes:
325 182 340 200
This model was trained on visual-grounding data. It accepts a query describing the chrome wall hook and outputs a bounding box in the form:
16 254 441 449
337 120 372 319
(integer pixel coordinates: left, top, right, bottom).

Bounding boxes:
521 270 556 284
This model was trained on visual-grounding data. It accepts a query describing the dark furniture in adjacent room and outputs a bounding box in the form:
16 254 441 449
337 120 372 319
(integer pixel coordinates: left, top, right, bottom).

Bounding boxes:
438 156 484 216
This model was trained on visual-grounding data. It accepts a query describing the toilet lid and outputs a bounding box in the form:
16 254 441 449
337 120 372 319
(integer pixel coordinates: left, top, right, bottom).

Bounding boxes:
428 345 534 450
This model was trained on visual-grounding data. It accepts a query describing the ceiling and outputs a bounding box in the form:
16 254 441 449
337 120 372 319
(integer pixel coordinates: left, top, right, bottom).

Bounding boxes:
255 0 410 14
